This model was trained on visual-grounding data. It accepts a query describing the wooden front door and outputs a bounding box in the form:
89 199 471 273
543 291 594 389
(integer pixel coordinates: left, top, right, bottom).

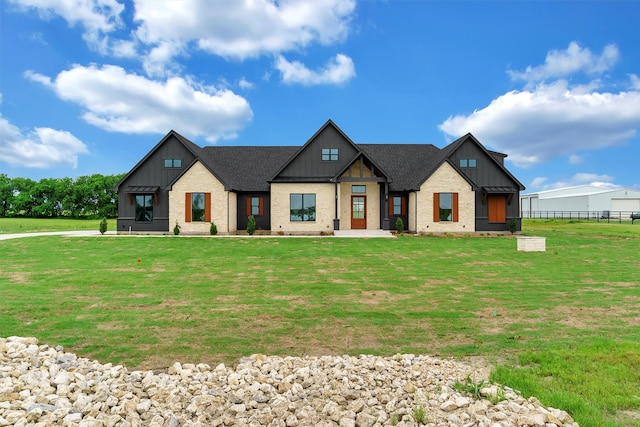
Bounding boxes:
351 195 366 229
488 194 507 223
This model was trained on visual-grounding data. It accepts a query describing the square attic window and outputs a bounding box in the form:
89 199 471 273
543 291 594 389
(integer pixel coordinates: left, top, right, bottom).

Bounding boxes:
321 148 338 161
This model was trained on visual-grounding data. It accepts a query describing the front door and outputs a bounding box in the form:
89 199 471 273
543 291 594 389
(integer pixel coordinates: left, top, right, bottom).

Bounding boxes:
351 195 366 229
488 194 507 223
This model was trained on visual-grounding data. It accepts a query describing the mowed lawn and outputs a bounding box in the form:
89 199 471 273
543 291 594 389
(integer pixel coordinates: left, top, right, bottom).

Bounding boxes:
0 219 639 426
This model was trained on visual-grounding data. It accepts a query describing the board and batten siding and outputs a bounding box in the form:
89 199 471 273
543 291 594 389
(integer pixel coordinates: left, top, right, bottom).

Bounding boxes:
415 162 475 233
169 161 234 234
270 183 334 234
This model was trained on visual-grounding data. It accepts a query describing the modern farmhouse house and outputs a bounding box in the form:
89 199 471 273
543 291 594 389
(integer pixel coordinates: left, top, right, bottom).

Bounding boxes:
115 120 524 235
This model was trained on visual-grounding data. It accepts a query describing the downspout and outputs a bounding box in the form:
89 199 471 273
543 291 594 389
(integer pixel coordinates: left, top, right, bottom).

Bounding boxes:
227 191 230 234
414 190 418 233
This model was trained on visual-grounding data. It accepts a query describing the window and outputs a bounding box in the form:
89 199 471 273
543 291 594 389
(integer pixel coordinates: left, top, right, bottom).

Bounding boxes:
433 192 459 222
389 196 406 216
164 159 182 168
352 185 366 194
439 192 452 221
459 158 476 168
321 148 338 161
135 195 154 222
191 192 205 222
247 196 264 216
290 194 316 221
185 192 211 222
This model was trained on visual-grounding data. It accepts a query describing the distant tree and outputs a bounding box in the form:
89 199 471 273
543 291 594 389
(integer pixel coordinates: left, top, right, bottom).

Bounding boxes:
0 174 13 217
11 177 36 217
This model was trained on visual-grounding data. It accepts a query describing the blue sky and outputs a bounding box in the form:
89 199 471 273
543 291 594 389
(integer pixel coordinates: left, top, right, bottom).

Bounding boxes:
1 0 639 192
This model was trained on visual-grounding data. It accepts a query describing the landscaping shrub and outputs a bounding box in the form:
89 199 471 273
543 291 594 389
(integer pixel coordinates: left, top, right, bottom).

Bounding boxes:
99 218 107 235
247 215 256 235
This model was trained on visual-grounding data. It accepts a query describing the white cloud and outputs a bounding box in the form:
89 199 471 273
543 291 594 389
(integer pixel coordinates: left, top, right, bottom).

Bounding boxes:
631 74 640 90
134 0 355 62
568 154 582 164
507 42 619 84
529 173 619 191
238 78 254 90
0 114 89 169
275 54 356 85
26 64 253 142
439 79 640 168
9 0 124 37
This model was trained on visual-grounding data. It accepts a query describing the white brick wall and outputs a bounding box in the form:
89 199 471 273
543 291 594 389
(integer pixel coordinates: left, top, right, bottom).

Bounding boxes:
270 183 335 234
416 162 475 233
169 161 234 234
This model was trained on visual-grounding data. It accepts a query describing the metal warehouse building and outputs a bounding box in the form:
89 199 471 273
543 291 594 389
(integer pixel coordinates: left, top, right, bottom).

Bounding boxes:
520 185 640 218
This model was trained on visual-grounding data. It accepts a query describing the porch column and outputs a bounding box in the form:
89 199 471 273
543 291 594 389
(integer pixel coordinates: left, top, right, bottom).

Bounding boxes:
382 181 390 230
333 180 340 230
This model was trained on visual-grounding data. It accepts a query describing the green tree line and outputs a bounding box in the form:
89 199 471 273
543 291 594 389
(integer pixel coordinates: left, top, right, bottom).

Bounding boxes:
0 173 125 218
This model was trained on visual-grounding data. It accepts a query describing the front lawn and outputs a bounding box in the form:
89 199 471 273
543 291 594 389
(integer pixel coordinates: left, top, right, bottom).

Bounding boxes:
0 219 638 426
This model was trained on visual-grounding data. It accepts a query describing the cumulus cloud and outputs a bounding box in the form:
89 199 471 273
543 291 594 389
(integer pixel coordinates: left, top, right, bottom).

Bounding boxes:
9 0 124 52
439 43 640 168
0 108 89 169
507 42 619 84
134 0 355 60
26 64 253 143
529 173 619 191
275 54 356 85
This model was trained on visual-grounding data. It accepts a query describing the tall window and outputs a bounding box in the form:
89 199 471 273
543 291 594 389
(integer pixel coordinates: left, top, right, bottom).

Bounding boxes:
433 192 458 223
135 195 154 222
439 192 452 221
390 196 406 216
248 196 264 216
321 148 338 161
185 192 210 222
290 194 316 221
191 192 205 222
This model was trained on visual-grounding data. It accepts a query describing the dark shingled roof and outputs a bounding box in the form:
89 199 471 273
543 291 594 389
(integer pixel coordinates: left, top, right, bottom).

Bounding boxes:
134 128 522 193
200 146 298 191
197 144 442 192
358 144 441 191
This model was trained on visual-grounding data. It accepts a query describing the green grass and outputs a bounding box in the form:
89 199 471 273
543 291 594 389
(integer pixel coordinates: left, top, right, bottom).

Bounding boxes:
0 217 104 234
0 218 639 426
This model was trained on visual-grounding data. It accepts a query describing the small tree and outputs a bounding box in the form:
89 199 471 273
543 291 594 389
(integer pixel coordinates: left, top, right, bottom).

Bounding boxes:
99 217 108 235
395 217 404 234
509 217 517 234
210 221 218 235
173 220 181 235
247 215 256 235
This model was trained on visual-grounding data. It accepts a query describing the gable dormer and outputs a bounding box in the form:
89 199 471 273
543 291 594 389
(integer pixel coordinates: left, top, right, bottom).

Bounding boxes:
271 120 360 182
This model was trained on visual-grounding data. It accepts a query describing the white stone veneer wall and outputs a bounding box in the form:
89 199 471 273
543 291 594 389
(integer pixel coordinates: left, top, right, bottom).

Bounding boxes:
169 161 234 234
415 162 475 233
270 183 334 234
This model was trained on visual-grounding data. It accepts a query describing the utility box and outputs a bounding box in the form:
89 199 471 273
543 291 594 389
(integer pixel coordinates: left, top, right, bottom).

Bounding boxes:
517 236 546 252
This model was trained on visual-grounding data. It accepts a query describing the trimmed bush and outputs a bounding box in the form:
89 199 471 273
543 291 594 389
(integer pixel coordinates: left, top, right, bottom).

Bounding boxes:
247 215 256 235
99 218 107 235
395 217 404 234
173 221 181 235
210 222 218 235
